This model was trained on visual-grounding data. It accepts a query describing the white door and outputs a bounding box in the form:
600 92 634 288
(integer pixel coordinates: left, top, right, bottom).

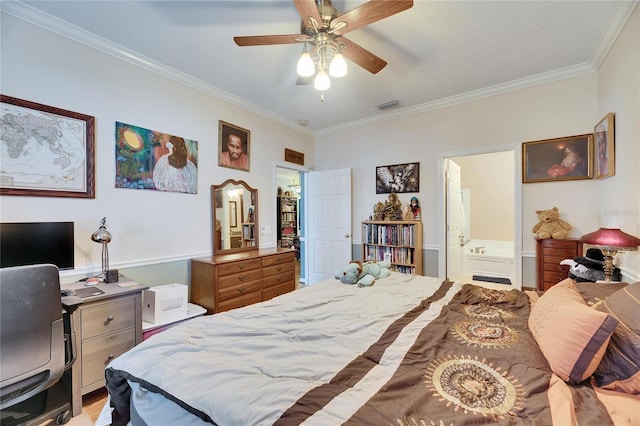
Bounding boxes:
306 168 352 284
446 159 464 281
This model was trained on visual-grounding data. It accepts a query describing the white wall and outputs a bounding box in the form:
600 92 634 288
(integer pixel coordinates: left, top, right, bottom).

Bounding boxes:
315 5 639 282
0 14 314 283
455 151 515 242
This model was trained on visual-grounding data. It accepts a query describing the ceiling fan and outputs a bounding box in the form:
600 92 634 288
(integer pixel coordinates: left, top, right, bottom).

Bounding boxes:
234 0 414 92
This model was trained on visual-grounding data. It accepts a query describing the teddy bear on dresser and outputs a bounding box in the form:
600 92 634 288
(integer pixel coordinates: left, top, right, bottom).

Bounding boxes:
532 207 572 239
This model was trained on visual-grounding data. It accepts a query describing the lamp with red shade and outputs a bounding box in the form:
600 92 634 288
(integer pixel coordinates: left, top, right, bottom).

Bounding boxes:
580 228 640 282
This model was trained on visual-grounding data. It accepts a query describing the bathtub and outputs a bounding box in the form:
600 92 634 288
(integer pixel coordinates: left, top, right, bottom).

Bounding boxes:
463 239 515 282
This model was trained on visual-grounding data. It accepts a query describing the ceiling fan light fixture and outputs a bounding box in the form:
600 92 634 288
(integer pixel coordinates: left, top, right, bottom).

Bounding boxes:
314 69 331 91
296 51 315 77
329 52 347 77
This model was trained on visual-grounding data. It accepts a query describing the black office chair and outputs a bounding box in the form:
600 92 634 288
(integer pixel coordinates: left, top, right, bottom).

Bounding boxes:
0 264 77 425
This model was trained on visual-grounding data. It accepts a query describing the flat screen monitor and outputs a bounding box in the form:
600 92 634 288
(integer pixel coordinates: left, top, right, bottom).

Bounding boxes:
0 222 74 270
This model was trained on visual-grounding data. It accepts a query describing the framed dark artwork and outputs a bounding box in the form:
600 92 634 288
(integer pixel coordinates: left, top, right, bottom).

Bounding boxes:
115 122 198 194
522 134 593 183
594 113 615 179
0 95 95 198
376 162 420 194
219 120 250 172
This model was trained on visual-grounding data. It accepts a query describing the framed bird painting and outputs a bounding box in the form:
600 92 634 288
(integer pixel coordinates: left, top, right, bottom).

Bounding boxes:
375 162 419 194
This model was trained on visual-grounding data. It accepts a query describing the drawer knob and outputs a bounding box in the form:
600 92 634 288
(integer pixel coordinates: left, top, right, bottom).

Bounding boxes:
107 315 114 322
276 267 282 272
238 276 245 282
238 287 245 293
108 353 115 360
238 264 246 270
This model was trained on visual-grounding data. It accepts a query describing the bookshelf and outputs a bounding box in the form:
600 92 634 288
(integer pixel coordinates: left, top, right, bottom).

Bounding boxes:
361 220 423 275
277 196 298 248
242 223 256 247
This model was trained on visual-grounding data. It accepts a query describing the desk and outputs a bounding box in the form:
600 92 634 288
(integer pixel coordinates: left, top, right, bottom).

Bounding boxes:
61 278 147 417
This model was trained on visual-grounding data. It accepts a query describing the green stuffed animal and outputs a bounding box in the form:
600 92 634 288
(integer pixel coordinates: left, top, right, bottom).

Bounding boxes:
335 260 391 287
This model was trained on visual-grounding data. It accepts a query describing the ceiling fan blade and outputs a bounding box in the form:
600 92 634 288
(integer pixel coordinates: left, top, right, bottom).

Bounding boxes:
293 0 323 30
334 0 413 35
234 34 307 46
340 37 387 74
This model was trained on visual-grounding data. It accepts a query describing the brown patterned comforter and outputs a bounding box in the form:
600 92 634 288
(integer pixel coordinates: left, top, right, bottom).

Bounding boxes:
105 277 639 425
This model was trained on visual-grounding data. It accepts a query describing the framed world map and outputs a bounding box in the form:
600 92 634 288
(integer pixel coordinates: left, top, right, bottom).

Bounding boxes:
0 95 95 198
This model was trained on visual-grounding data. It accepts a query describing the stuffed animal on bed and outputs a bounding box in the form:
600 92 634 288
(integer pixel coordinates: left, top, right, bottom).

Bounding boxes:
335 260 392 287
532 207 572 239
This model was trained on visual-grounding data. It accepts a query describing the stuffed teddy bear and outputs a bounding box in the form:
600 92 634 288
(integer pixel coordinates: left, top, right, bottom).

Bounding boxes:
334 260 392 287
532 207 572 239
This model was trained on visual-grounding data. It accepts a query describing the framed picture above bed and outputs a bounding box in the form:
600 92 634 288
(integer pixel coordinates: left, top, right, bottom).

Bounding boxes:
522 134 593 183
594 113 615 179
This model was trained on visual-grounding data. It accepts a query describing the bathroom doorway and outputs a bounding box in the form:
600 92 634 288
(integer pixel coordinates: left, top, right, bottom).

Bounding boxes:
441 148 522 289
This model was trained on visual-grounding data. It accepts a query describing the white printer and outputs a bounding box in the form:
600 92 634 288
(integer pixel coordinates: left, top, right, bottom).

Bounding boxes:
142 283 188 324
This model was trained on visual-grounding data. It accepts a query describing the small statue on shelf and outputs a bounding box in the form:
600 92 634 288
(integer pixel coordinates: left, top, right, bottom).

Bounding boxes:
410 196 421 220
247 207 254 223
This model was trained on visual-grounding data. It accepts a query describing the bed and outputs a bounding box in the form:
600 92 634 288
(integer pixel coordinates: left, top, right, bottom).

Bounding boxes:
102 273 640 425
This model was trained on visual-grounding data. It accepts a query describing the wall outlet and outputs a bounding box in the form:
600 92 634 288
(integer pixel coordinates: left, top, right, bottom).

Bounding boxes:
260 225 271 235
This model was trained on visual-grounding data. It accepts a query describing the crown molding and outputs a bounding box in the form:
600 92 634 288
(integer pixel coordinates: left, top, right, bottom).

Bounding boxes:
1 1 314 136
317 63 595 136
590 0 639 69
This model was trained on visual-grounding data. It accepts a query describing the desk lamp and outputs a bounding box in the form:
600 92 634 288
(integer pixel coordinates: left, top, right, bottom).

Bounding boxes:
580 228 640 282
91 217 118 283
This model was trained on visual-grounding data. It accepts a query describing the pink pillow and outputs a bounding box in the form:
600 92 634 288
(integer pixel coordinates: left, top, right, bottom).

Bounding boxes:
528 278 618 384
594 282 640 393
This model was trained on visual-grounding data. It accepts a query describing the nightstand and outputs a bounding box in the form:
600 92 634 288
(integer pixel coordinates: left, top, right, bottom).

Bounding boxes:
61 278 147 417
536 238 583 291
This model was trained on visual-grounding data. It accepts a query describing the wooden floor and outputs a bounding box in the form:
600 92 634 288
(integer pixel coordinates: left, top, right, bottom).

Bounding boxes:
83 388 108 422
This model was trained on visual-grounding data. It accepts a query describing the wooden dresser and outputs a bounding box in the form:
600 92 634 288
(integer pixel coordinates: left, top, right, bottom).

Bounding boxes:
536 238 583 291
191 248 296 313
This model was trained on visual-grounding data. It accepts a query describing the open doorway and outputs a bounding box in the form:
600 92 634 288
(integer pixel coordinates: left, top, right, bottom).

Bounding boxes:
441 148 522 289
275 165 305 285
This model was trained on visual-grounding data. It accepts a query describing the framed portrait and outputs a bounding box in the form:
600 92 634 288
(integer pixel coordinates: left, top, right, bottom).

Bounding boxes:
219 120 250 172
0 95 95 198
522 134 593 183
375 162 419 194
594 113 615 179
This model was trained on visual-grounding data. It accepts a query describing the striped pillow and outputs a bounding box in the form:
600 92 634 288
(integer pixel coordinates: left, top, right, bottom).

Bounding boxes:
594 282 640 394
528 278 619 384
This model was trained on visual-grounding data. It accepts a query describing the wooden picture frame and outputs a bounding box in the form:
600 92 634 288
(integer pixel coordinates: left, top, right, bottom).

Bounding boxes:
0 95 95 198
218 120 250 172
375 162 420 194
522 134 593 183
594 113 615 179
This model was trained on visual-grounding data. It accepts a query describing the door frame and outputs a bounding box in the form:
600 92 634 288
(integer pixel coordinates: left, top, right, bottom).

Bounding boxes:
438 145 523 289
273 161 310 281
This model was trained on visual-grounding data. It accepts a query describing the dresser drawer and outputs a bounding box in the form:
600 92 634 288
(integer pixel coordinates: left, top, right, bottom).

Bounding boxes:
542 262 569 273
262 252 294 267
542 248 577 259
217 269 262 290
262 282 294 301
217 259 261 277
540 239 578 249
263 271 294 289
81 328 135 388
81 297 135 340
262 261 294 278
218 291 262 312
218 278 262 302
543 270 569 285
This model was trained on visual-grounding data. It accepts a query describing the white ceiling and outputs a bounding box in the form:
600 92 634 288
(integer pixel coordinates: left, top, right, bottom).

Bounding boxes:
4 0 637 133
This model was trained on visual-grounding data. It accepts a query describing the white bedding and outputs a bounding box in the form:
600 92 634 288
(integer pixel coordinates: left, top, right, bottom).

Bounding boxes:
104 273 459 425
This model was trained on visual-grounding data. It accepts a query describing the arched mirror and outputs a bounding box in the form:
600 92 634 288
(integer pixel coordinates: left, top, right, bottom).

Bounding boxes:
212 179 258 254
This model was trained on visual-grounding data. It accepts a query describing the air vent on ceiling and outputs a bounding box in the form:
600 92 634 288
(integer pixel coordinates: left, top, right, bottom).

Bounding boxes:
377 100 400 111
